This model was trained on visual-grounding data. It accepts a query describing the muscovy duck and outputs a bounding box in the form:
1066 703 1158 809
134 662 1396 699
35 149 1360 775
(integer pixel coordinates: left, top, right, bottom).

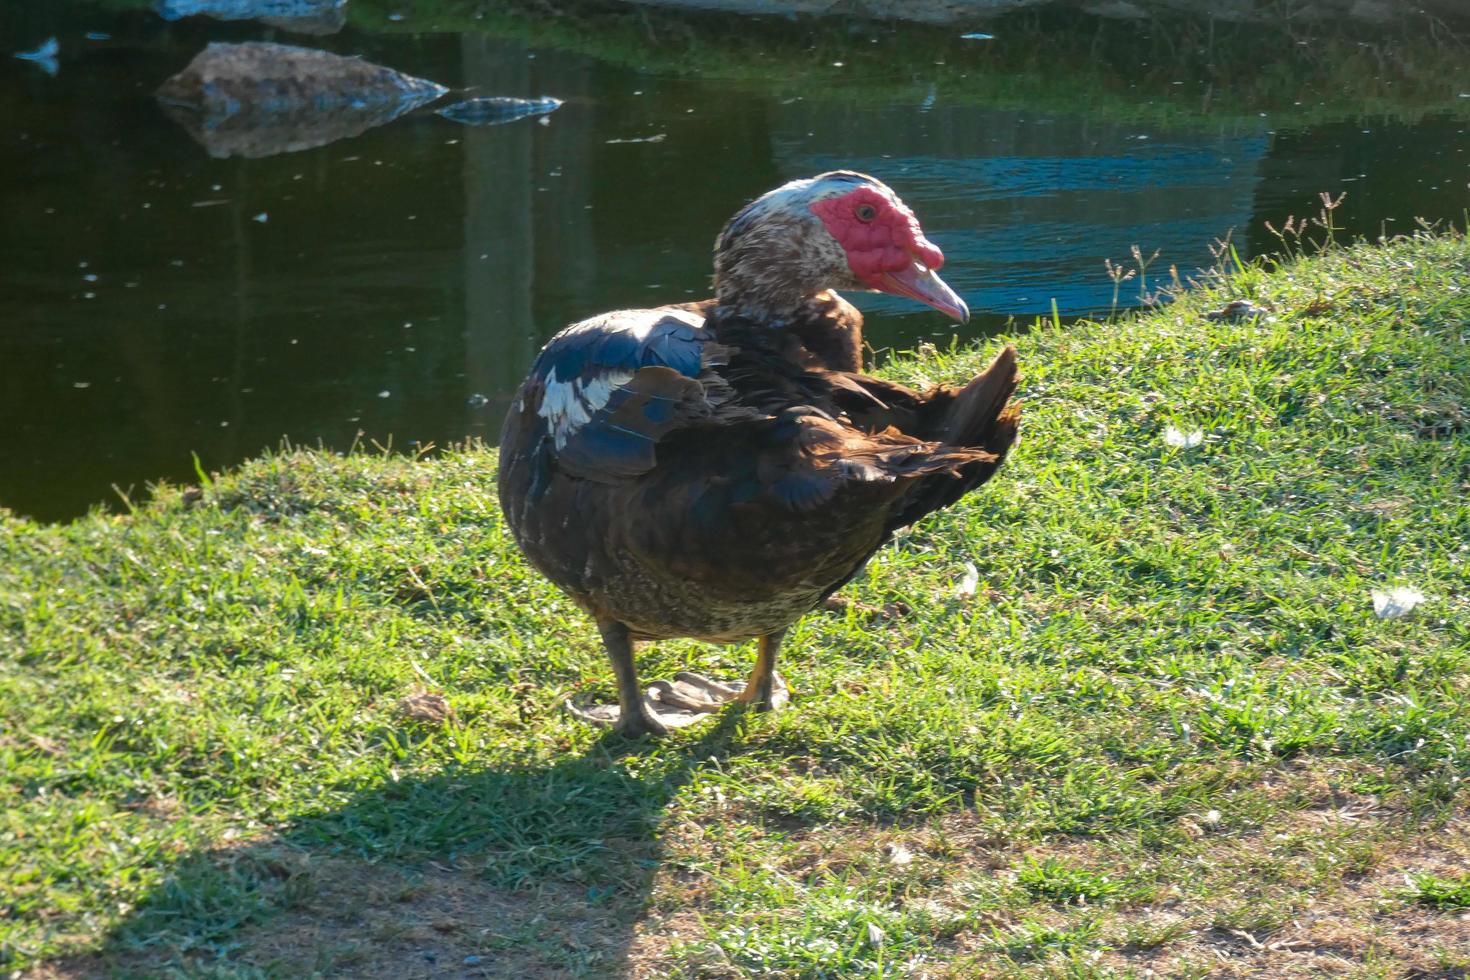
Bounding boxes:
499 171 1019 737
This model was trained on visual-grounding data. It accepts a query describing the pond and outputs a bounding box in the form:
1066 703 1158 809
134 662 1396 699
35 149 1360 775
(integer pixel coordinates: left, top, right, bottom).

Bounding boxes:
3 0 1468 521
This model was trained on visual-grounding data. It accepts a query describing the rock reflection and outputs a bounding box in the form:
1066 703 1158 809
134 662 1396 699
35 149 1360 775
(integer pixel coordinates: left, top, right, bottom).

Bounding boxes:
156 41 447 158
438 96 564 127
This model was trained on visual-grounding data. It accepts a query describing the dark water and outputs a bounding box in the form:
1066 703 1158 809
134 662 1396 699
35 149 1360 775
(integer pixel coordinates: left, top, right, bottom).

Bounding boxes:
3 3 1468 522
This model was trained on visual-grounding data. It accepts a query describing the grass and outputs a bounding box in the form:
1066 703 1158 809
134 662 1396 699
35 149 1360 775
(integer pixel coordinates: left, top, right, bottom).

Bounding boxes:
3 231 1470 976
1406 873 1470 911
1015 858 1125 907
100 0 1470 127
352 0 1470 128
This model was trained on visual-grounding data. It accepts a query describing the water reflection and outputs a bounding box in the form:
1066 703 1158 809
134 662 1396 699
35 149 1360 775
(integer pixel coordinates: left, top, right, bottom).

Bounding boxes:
156 40 448 158
438 95 564 126
776 102 1269 317
0 4 1466 522
155 0 348 35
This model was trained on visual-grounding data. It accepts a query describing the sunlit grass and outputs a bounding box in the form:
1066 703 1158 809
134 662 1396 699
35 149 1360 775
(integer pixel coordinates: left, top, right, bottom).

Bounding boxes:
2 232 1469 975
94 0 1470 126
352 0 1470 127
1406 873 1470 911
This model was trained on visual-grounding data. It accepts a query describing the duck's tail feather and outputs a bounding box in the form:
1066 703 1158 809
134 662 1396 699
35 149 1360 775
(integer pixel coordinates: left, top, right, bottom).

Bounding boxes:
934 344 1020 448
889 345 1020 531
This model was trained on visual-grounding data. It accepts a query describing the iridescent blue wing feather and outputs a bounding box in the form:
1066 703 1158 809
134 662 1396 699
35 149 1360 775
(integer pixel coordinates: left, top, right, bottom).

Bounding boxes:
527 308 710 481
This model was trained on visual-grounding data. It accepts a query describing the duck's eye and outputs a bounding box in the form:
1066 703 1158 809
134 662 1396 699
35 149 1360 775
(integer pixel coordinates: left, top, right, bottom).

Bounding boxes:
855 204 877 222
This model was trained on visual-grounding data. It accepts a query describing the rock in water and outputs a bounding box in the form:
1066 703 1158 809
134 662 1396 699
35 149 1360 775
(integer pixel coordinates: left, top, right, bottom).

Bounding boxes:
436 96 564 126
156 42 447 158
155 0 349 34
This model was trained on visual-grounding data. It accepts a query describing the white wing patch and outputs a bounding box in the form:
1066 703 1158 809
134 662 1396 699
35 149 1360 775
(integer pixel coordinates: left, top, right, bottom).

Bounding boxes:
533 307 708 451
556 307 704 341
539 367 635 449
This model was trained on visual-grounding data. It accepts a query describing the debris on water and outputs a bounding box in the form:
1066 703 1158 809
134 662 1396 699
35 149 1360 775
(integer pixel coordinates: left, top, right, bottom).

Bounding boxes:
1372 586 1424 620
435 96 563 127
1163 425 1204 449
253 212 268 223
156 42 448 158
85 32 112 41
1204 298 1271 320
15 37 59 76
155 0 348 35
605 133 667 144
466 393 489 408
919 84 936 112
960 32 994 40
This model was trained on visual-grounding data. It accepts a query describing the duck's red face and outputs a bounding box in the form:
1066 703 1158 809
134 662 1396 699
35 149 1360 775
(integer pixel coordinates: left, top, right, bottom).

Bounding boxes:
810 185 969 323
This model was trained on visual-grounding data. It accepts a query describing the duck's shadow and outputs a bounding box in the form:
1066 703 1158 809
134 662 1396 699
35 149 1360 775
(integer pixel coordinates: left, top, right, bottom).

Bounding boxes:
78 716 749 977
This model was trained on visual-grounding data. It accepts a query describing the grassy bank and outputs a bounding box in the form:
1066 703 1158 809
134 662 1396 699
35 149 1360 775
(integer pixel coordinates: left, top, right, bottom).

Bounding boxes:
97 0 1470 127
359 1 1470 128
4 233 1470 977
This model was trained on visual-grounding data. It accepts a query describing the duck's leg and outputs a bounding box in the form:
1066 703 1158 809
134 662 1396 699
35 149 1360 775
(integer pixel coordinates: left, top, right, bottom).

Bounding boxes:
651 631 791 715
600 620 668 738
569 624 788 733
733 629 788 710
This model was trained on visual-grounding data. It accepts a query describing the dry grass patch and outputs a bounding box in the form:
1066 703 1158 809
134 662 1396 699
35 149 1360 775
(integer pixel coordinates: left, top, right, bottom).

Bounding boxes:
619 766 1470 978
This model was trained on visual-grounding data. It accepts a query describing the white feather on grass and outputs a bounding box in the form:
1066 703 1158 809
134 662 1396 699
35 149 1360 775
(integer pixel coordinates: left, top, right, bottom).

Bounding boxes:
1163 425 1204 448
953 562 980 599
1372 586 1425 620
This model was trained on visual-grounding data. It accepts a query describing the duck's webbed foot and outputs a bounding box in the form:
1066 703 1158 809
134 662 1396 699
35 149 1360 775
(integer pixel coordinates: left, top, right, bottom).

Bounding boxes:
569 668 792 732
665 666 790 714
654 631 792 715
567 627 790 735
565 694 671 735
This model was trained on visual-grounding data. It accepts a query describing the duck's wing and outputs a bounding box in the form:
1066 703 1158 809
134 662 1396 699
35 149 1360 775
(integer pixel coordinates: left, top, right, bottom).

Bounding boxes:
515 307 734 482
751 409 997 513
816 347 1019 449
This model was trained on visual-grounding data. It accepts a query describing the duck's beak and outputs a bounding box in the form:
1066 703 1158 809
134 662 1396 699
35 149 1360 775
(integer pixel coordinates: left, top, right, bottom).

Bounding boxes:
872 261 970 324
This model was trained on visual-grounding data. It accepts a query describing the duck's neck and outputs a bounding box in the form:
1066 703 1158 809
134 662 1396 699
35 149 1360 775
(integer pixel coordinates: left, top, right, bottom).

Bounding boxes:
712 275 821 325
712 226 841 325
707 288 862 373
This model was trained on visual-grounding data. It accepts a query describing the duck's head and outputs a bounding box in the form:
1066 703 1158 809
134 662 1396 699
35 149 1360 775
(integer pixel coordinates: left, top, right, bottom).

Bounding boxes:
712 171 968 324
